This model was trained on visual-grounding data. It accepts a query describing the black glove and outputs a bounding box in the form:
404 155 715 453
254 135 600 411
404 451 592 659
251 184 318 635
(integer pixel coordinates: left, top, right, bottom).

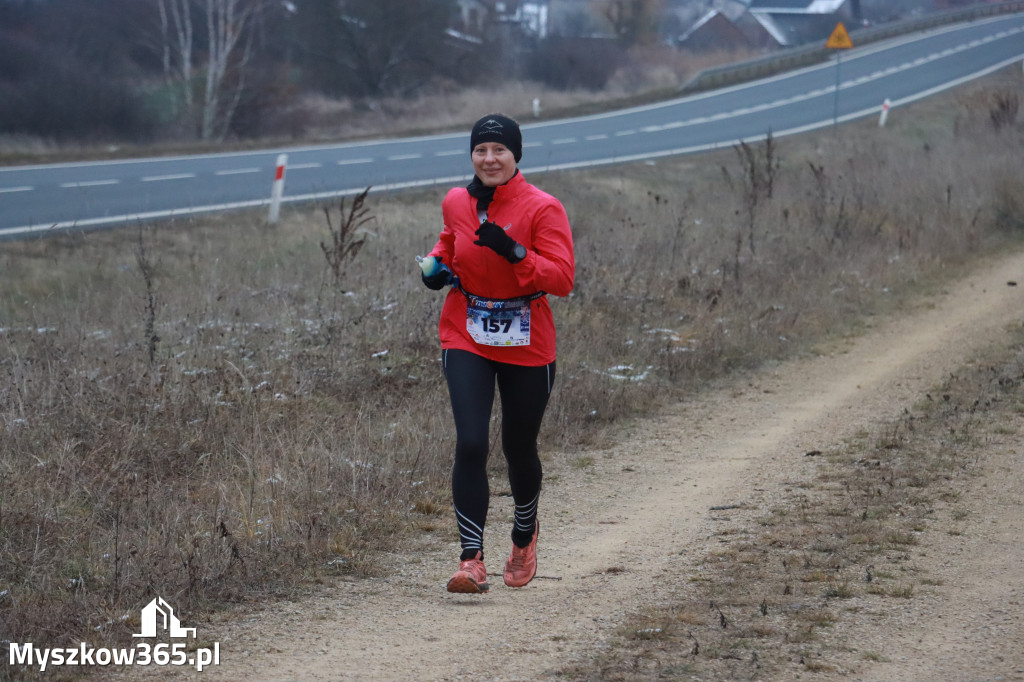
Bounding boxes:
474 221 519 262
420 258 452 290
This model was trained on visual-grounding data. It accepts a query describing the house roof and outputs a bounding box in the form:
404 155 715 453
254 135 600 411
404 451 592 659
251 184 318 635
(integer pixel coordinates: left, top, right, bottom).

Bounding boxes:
678 9 721 42
677 9 752 48
748 12 789 44
748 0 846 13
712 0 751 21
733 11 782 48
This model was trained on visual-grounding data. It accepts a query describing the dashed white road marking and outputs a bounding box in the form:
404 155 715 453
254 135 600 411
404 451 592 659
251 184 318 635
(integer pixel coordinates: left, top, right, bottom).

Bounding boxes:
1 186 35 193
434 150 464 157
288 162 322 170
388 154 422 161
337 158 373 165
552 137 577 144
141 173 195 182
215 168 260 176
60 179 120 188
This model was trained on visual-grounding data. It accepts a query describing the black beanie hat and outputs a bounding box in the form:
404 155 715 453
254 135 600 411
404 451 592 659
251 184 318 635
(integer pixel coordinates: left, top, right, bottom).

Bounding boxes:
470 114 522 163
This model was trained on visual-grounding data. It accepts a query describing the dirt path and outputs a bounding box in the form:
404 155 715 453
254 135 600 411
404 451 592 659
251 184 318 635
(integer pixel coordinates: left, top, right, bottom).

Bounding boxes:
160 250 1024 681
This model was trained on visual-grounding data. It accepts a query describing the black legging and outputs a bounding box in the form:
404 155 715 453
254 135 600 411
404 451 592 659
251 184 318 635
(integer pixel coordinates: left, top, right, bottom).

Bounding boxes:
442 348 555 559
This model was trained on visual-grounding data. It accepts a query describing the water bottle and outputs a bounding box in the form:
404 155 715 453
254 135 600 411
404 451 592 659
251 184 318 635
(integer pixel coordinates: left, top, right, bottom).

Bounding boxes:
416 255 443 277
416 256 455 287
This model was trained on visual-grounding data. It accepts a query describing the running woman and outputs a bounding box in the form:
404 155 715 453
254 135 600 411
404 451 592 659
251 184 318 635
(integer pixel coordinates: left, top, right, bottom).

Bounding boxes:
418 114 575 593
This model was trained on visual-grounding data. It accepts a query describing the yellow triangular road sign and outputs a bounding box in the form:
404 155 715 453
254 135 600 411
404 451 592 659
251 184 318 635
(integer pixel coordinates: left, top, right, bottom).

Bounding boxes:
826 21 854 49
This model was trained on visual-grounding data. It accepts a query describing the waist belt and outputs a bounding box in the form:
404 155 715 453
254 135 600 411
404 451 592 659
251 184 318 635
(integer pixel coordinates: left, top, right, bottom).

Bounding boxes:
458 284 546 309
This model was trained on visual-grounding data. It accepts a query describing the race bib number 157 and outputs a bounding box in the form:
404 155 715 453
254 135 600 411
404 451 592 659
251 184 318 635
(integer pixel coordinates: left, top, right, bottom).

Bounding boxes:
466 298 531 346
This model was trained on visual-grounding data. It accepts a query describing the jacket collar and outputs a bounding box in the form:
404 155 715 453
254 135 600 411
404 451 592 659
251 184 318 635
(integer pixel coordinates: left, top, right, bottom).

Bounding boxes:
491 170 526 203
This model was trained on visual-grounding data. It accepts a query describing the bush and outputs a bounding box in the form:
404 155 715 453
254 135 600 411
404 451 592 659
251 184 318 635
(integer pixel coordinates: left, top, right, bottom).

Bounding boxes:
527 37 626 90
0 36 155 142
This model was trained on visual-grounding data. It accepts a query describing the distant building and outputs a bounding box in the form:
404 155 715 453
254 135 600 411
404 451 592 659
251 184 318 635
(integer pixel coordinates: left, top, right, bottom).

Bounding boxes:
518 1 550 38
677 10 753 51
454 0 487 35
715 0 752 20
747 0 856 46
676 1 783 51
454 0 550 39
677 0 862 51
734 10 785 48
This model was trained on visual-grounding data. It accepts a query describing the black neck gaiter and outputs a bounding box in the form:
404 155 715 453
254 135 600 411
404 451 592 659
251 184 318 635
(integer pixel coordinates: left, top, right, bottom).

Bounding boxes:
466 175 495 215
466 169 518 216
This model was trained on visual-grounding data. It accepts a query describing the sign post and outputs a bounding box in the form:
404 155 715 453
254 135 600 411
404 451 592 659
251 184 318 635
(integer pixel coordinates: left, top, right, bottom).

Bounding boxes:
826 22 854 128
878 98 891 127
269 153 287 224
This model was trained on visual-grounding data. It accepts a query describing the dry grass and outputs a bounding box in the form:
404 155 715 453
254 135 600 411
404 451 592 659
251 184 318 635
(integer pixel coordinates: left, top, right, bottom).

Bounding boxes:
1 69 1023 670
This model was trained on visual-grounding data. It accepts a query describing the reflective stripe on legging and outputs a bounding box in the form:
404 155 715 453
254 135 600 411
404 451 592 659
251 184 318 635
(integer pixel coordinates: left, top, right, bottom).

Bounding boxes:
442 348 554 558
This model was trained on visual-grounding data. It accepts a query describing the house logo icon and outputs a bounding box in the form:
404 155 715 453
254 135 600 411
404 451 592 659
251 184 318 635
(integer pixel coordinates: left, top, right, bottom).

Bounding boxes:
132 597 196 639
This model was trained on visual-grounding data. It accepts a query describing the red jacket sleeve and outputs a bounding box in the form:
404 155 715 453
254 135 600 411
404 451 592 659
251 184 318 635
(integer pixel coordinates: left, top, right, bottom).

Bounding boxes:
426 222 455 266
515 199 574 297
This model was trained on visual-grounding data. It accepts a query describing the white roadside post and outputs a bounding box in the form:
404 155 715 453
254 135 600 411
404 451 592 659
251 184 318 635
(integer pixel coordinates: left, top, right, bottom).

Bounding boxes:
268 153 287 224
532 97 541 118
878 98 891 127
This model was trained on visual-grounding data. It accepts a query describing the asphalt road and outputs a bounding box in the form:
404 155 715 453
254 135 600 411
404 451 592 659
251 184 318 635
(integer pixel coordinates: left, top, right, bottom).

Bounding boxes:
1 14 1022 239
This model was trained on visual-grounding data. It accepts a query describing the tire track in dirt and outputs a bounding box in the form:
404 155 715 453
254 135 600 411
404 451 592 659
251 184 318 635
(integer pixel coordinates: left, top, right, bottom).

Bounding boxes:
140 249 1024 681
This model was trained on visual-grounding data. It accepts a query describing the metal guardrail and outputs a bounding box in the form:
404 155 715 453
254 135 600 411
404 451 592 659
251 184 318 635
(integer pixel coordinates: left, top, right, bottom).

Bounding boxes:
679 0 1024 94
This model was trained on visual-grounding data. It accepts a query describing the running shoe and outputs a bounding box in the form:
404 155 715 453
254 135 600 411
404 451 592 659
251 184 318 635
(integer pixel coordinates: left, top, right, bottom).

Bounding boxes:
503 521 538 588
446 551 489 594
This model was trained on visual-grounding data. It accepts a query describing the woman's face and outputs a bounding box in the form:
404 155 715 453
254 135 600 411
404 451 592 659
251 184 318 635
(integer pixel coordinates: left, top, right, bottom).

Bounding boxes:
472 142 517 187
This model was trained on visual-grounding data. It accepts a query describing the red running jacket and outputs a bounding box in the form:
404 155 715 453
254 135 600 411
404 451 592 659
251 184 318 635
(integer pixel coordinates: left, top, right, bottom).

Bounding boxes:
427 171 575 366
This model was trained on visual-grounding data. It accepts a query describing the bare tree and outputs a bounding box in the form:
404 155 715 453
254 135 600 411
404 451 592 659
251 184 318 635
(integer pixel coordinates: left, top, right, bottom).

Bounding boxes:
154 0 262 140
334 0 456 97
200 0 260 140
156 0 195 119
604 0 662 46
